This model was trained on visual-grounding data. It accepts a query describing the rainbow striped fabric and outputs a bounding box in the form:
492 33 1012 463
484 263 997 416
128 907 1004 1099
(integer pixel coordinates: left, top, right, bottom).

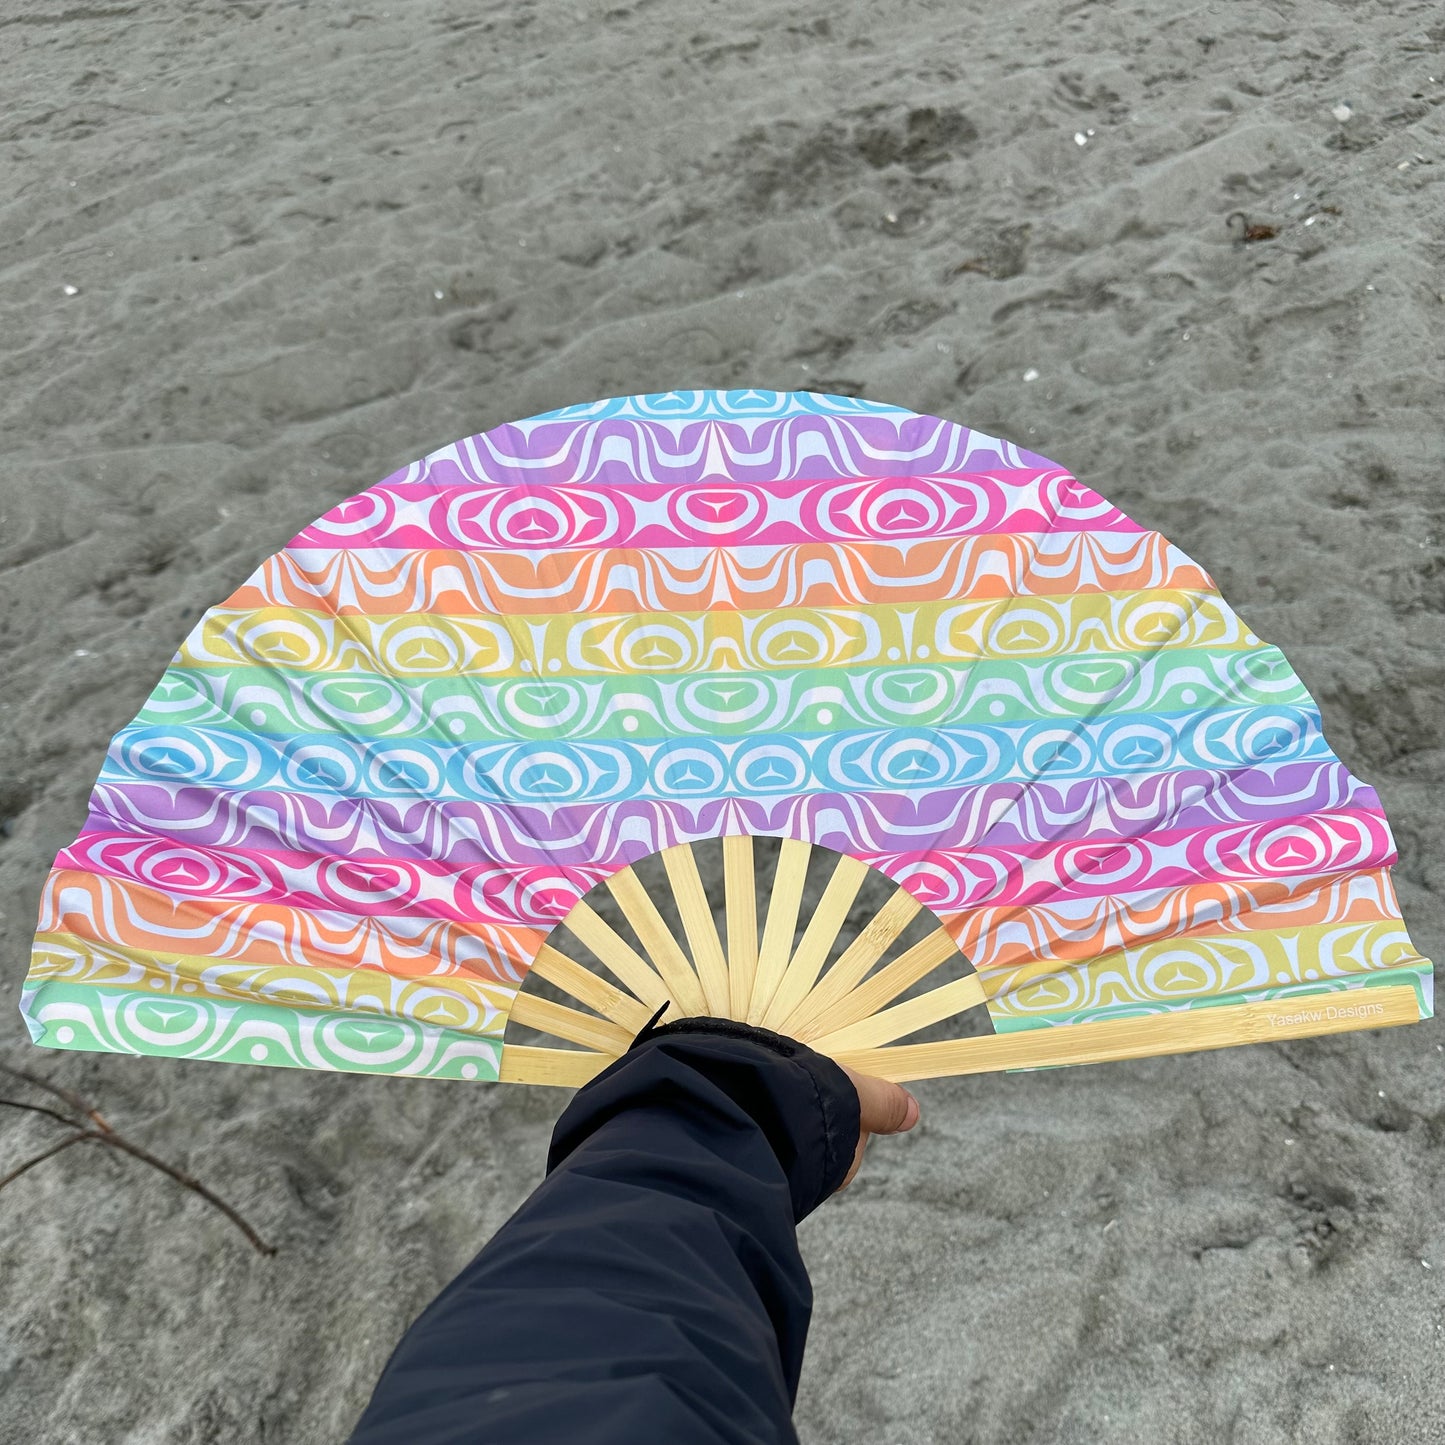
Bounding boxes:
22 390 1432 1080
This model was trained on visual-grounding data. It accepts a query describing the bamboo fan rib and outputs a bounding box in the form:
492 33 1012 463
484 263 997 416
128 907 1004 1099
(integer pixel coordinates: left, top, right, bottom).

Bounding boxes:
781 887 923 1038
501 839 994 1086
562 900 674 1016
723 837 758 1020
605 866 710 1018
747 838 809 1025
799 928 960 1042
496 834 1424 1087
660 845 731 1017
758 854 868 1032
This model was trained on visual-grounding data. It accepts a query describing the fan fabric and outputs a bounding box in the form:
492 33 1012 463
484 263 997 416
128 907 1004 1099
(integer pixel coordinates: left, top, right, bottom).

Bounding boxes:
22 390 1432 1080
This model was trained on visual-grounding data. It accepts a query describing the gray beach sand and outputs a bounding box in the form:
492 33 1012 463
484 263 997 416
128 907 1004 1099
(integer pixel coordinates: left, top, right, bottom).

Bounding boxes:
2 2 1442 1440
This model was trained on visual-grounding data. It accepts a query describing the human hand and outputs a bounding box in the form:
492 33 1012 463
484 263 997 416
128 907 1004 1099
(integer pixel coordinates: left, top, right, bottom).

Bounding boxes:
838 1067 920 1190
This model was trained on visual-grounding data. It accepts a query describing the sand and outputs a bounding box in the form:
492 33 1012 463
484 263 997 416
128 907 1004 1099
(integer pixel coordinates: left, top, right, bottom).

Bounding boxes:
2 1 1442 1440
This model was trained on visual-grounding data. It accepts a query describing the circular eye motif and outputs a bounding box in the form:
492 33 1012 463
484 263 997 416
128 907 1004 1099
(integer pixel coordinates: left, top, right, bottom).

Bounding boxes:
681 675 772 726
867 667 949 719
618 623 696 672
317 489 393 538
284 741 359 793
1019 728 1092 776
737 747 808 793
1101 724 1171 772
503 749 588 802
496 497 573 546
986 605 1064 656
1010 969 1087 1013
672 486 763 537
381 623 463 675
238 616 326 669
1050 474 1115 522
1237 712 1307 765
128 733 212 781
367 747 442 796
1061 841 1146 888
498 679 586 731
1254 824 1330 875
874 735 950 787
319 1016 416 1068
139 846 225 894
121 995 210 1049
406 986 483 1032
654 747 727 796
755 617 829 668
1141 951 1222 1000
819 476 988 539
860 483 946 536
1052 656 1133 705
309 676 414 731
1120 597 1191 650
513 871 585 922
321 859 414 907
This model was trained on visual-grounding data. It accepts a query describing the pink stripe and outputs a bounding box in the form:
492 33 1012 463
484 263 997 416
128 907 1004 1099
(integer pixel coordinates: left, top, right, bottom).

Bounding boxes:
866 808 1394 913
57 831 602 930
291 473 1144 553
61 805 1392 932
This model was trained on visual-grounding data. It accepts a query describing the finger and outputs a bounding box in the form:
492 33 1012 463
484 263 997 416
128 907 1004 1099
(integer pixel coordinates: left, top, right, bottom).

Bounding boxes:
843 1067 920 1137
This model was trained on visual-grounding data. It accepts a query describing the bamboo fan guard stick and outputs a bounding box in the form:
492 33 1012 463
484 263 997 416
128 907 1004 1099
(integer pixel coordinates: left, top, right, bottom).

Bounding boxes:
834 983 1424 1083
498 1046 610 1088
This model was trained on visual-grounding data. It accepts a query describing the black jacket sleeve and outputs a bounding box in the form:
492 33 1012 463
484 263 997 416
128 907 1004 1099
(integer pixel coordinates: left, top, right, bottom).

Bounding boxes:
347 1019 862 1445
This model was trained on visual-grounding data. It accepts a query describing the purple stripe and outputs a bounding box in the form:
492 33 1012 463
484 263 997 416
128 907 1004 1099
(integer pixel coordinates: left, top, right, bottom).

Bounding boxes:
408 413 1060 490
86 762 1380 868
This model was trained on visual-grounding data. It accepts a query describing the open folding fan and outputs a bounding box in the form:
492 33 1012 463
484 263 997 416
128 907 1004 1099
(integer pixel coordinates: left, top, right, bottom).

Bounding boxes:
23 390 1432 1087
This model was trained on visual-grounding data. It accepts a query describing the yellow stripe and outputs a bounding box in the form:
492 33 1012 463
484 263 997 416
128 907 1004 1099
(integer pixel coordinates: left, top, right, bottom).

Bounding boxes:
983 920 1429 1017
181 591 1248 678
32 933 513 1037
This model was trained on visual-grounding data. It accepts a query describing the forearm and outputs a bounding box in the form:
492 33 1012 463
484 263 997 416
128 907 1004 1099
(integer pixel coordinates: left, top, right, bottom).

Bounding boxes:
348 1022 860 1445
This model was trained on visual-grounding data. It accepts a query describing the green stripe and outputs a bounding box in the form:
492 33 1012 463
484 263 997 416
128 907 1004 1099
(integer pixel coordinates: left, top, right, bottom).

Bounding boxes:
19 981 501 1082
990 965 1433 1034
138 647 1308 746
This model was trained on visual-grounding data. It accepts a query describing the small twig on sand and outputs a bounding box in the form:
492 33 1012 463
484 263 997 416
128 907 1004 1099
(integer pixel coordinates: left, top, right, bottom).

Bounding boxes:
0 1129 98 1189
0 1097 80 1130
0 1065 276 1256
3 1062 112 1129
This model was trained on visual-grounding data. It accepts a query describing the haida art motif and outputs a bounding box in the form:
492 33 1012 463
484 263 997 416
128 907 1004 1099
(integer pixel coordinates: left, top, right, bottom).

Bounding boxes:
22 391 1433 1081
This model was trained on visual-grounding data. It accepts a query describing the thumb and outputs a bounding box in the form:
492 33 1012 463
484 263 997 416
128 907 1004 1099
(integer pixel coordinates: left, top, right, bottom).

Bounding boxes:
845 1067 920 1136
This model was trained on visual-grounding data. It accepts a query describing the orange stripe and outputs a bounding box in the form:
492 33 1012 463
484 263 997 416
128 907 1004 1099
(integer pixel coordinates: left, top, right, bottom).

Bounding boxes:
947 868 1402 972
231 534 1213 618
39 870 541 984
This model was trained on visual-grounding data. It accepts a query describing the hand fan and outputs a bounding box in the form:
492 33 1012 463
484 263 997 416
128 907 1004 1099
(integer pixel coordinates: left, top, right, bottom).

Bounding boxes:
22 390 1432 1086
